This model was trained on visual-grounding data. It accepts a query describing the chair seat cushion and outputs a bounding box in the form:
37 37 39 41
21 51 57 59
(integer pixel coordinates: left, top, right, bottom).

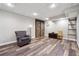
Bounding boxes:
21 37 30 40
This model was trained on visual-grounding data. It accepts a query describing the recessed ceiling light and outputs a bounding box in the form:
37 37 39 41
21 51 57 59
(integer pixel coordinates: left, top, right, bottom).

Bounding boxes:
5 3 14 7
33 12 38 16
45 18 49 20
50 4 56 8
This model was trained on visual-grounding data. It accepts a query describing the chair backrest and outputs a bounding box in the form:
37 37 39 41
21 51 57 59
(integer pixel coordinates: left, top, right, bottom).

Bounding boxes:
57 31 63 36
15 31 26 37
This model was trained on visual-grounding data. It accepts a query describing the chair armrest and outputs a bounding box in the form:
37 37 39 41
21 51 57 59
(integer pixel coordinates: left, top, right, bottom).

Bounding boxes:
17 36 21 39
25 35 30 37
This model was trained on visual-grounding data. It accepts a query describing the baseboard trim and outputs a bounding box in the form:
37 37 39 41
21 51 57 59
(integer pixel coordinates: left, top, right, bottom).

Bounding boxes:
77 41 79 48
0 41 16 46
63 38 76 41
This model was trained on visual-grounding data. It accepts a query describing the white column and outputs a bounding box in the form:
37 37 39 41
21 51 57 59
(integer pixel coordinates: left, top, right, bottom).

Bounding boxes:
77 15 79 47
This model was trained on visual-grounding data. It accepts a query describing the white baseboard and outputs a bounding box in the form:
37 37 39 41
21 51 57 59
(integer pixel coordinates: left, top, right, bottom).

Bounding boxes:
0 41 16 46
63 38 76 41
78 44 79 48
77 41 79 48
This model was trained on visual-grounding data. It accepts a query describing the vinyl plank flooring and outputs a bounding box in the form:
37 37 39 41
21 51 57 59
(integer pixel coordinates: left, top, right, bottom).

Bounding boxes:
35 39 58 56
0 38 79 56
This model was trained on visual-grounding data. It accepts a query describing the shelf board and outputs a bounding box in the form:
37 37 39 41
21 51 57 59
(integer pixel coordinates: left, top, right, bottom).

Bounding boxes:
68 29 76 30
68 24 76 25
69 19 76 21
68 28 76 29
68 34 76 36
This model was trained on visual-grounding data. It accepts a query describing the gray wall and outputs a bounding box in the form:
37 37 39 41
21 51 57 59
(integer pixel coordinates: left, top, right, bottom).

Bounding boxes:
0 10 35 44
45 19 68 39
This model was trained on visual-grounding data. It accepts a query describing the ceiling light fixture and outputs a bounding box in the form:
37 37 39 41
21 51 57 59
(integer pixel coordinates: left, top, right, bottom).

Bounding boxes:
50 3 56 8
33 12 38 16
5 3 14 7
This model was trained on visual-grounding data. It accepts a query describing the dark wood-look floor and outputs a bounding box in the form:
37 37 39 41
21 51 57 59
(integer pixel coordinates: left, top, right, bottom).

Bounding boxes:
0 38 79 56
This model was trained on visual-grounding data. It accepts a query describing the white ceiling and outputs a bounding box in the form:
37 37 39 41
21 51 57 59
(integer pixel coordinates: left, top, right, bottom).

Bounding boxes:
0 3 79 20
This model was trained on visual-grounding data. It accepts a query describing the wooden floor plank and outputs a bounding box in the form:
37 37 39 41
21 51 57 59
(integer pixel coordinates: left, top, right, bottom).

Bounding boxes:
0 38 79 56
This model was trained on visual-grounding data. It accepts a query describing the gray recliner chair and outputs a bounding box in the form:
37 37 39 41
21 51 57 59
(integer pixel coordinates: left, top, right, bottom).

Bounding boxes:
15 31 31 47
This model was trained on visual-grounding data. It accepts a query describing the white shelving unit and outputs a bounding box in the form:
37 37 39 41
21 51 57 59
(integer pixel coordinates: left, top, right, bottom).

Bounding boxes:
68 17 77 41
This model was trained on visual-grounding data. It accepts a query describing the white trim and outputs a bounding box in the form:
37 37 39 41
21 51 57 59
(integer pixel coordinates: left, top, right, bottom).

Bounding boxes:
0 41 16 46
77 41 79 47
63 37 77 41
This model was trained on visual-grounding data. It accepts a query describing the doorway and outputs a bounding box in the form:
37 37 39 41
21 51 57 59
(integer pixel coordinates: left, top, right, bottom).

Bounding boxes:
35 19 45 39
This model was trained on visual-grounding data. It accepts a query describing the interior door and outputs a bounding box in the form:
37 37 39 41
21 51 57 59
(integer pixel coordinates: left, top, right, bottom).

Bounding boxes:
36 20 41 38
40 21 44 38
35 19 44 39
